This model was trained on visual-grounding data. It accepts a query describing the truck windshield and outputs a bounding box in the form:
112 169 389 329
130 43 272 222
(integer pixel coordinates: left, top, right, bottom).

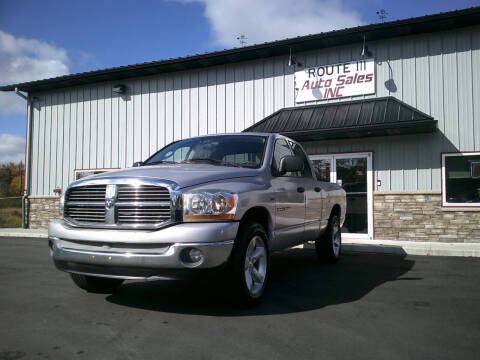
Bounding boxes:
144 135 268 169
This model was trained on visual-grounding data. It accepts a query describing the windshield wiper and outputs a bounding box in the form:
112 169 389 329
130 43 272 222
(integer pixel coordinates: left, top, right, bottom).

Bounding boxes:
144 160 178 166
181 158 242 167
236 161 259 168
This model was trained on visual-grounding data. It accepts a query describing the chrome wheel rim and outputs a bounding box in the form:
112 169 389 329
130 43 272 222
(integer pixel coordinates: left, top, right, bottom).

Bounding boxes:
244 235 267 297
332 221 341 257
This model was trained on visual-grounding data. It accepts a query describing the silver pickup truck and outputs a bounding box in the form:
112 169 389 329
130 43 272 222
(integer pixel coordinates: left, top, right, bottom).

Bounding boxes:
49 133 346 305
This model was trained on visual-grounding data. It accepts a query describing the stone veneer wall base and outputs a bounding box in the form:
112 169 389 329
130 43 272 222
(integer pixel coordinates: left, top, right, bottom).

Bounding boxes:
28 196 61 229
374 192 480 242
27 193 480 243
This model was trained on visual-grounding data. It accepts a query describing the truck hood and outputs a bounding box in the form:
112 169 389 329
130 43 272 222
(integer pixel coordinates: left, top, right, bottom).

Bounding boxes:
79 164 260 189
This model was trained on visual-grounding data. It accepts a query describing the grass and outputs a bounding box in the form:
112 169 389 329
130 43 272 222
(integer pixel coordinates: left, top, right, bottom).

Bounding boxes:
0 198 22 228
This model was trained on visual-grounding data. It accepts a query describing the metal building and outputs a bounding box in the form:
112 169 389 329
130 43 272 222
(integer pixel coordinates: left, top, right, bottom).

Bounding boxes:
2 7 480 242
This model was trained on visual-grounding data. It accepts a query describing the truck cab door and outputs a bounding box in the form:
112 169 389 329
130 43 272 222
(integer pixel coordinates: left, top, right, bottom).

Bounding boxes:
271 139 305 250
289 141 323 242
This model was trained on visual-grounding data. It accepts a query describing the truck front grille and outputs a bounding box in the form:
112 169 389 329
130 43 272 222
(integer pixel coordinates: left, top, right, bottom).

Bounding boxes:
117 205 171 224
65 185 107 223
64 204 106 223
116 185 171 225
117 185 170 202
64 183 172 228
67 185 106 201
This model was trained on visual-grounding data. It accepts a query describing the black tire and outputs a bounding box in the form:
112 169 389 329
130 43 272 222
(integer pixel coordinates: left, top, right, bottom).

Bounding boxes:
229 221 270 307
315 214 341 263
70 273 124 293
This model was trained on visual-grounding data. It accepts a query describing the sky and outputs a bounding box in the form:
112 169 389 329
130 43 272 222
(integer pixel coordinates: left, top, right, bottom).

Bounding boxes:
0 0 479 163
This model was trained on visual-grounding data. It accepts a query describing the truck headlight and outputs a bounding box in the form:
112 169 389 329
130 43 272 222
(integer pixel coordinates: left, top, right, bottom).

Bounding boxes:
182 192 237 221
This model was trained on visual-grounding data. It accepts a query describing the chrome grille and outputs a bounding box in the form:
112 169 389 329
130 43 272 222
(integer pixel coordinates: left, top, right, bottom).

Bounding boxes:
64 204 105 223
65 185 106 223
117 185 170 202
117 205 171 224
64 183 172 228
67 185 106 201
117 185 171 225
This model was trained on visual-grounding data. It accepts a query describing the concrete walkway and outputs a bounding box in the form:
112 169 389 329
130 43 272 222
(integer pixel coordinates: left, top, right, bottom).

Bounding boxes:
1 227 479 257
341 238 480 257
0 228 48 238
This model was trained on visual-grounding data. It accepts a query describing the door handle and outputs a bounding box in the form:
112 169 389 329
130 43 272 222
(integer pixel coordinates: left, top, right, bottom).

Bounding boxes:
314 187 321 192
297 187 305 193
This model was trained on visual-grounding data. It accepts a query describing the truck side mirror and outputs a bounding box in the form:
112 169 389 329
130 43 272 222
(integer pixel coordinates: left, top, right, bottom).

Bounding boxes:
132 161 143 167
278 155 304 175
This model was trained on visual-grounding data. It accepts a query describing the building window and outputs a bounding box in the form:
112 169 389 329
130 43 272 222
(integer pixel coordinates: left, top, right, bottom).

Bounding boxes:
442 153 480 207
74 169 116 181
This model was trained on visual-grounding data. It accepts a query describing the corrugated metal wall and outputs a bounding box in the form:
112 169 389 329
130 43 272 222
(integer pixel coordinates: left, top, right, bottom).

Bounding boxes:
30 26 480 195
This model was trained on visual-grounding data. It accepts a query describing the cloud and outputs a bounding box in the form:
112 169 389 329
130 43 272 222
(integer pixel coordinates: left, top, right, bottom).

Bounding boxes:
0 30 70 116
0 134 25 164
178 0 364 48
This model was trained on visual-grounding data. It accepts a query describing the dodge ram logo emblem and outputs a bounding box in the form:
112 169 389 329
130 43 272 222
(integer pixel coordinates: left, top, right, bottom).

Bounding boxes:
105 198 115 209
105 184 117 209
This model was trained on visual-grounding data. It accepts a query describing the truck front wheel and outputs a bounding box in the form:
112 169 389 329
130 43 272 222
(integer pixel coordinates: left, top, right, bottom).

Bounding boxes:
70 273 124 293
229 221 270 307
316 214 341 263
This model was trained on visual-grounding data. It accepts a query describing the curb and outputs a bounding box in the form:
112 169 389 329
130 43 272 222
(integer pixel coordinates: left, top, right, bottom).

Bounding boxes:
342 239 480 257
0 231 48 239
302 239 480 257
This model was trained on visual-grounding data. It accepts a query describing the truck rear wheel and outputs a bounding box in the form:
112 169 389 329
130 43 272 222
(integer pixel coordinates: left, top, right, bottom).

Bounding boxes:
70 273 124 293
229 221 269 307
315 214 341 263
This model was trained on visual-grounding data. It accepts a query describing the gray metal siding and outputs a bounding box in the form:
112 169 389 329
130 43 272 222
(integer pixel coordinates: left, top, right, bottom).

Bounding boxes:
30 26 480 195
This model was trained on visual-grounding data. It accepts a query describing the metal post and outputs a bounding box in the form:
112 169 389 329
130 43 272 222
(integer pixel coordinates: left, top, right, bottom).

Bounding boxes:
20 95 34 228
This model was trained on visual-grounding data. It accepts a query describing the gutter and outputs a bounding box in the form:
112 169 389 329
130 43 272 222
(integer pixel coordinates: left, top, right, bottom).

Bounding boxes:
15 88 34 228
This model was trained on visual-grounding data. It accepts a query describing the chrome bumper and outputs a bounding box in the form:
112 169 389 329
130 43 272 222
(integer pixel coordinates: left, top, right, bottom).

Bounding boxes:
48 220 239 279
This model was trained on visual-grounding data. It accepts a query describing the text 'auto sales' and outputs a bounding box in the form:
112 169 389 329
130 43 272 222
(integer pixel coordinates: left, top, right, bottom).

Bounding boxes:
295 58 375 102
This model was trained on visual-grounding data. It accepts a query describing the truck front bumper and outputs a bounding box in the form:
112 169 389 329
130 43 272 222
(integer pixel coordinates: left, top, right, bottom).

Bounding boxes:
48 220 239 280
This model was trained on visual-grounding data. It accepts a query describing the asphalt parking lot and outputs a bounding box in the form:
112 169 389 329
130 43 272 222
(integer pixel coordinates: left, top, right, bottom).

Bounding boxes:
0 237 479 360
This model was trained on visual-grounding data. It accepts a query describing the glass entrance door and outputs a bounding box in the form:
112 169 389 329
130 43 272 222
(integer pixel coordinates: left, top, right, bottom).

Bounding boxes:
310 153 373 240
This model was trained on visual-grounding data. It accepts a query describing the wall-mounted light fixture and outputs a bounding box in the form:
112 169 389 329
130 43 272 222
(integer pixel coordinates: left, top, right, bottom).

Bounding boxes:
288 48 303 67
112 84 126 94
361 34 372 58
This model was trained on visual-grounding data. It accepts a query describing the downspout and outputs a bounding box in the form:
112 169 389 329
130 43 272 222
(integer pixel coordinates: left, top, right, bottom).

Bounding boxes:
15 88 33 229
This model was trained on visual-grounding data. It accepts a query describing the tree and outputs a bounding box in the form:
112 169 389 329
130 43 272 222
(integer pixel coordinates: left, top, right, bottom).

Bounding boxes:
9 175 24 196
0 166 12 196
0 162 24 197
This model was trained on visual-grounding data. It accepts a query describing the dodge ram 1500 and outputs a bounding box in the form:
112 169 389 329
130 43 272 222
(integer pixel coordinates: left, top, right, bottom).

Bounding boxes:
49 133 346 305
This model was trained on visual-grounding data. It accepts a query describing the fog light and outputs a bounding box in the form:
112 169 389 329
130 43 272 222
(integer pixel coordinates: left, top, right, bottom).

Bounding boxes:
188 248 203 262
181 247 204 264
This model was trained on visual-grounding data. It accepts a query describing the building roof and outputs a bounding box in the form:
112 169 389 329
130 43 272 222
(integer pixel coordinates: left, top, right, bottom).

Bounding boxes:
243 97 437 141
2 6 480 93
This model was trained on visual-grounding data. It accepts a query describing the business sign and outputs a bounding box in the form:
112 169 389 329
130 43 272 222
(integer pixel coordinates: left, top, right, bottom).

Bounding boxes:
295 58 375 103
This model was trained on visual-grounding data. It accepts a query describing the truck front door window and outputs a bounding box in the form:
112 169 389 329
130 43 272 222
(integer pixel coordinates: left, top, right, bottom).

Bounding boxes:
272 139 293 176
289 142 313 178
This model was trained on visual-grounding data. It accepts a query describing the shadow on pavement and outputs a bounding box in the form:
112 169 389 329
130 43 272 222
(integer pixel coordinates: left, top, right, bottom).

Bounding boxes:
106 249 415 316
